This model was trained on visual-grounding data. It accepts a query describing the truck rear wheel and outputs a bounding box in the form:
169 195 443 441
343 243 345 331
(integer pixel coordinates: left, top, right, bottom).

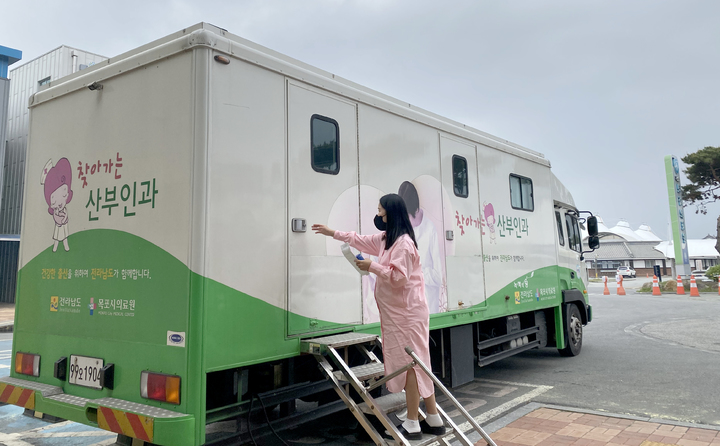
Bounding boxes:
559 304 582 357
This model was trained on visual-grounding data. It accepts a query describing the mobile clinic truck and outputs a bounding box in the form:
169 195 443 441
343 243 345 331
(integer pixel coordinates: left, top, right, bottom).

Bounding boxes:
1 23 598 446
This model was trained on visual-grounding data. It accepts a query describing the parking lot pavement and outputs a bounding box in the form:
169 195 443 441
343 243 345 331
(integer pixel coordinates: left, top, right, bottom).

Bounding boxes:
0 340 9 374
587 277 663 294
1 337 12 378
250 379 553 445
0 405 117 445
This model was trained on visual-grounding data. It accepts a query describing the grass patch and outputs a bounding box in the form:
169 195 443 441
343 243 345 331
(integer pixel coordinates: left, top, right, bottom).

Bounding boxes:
636 279 718 293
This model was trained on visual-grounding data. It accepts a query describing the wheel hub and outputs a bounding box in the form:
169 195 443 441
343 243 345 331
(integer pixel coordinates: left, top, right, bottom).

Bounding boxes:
569 315 582 346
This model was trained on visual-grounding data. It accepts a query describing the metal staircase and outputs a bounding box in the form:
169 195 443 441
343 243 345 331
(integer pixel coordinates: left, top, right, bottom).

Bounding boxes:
301 332 497 446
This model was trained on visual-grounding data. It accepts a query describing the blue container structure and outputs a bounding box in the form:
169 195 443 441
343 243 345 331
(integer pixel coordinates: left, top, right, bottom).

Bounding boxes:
0 45 21 303
0 46 22 78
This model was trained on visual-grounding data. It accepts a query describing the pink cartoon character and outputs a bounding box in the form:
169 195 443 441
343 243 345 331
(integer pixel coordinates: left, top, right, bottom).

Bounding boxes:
41 158 73 252
483 202 496 245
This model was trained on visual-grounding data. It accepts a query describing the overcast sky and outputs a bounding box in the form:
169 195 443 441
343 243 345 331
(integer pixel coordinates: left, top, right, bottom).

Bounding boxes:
3 0 719 239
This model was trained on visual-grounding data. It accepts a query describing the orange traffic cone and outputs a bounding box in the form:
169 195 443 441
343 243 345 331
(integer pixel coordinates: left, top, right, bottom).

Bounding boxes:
603 276 610 295
616 274 626 295
690 275 700 296
676 275 685 295
652 275 662 296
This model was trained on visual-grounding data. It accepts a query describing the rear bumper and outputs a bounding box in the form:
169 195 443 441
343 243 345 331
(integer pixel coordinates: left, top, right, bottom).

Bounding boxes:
0 376 195 446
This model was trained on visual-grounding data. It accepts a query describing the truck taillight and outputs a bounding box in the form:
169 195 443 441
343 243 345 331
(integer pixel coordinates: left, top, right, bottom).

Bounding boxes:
15 352 40 377
140 371 180 405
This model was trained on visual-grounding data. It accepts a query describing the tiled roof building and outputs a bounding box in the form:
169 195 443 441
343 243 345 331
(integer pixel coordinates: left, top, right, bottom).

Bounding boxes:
584 217 718 279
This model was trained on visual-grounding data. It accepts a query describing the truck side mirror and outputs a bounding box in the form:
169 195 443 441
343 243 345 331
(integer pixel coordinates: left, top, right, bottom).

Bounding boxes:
587 216 598 236
588 236 600 250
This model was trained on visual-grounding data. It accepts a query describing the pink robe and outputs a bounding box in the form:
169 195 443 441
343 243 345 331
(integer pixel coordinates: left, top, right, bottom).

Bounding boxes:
334 231 434 398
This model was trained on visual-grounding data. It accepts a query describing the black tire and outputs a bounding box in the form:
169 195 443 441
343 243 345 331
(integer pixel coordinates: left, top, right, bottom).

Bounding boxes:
559 304 583 357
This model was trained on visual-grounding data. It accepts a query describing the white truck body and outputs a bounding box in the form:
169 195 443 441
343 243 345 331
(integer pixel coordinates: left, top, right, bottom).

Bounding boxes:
8 23 588 446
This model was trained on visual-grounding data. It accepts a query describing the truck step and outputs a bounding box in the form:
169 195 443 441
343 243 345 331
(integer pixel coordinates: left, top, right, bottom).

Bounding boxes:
476 326 539 351
0 376 63 397
359 392 408 415
405 426 456 446
477 339 540 367
301 332 378 354
333 362 385 382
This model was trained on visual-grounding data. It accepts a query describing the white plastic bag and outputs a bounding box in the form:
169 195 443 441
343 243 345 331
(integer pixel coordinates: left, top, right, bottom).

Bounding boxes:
341 243 369 276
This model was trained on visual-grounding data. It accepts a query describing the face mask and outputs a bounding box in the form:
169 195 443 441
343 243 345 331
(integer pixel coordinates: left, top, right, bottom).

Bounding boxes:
374 214 387 231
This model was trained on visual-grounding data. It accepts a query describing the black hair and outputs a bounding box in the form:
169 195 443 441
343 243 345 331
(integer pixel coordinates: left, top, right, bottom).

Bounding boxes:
379 193 418 251
398 181 420 217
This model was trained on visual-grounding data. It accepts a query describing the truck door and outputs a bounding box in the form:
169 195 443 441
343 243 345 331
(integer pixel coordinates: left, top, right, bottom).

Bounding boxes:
555 207 583 289
287 82 361 335
440 135 487 310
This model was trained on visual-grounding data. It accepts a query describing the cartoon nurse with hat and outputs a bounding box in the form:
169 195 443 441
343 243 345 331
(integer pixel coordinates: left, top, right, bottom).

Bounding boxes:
41 158 73 252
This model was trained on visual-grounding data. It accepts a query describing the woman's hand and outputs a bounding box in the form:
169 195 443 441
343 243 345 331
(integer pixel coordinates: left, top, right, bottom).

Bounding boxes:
311 224 335 237
355 258 372 271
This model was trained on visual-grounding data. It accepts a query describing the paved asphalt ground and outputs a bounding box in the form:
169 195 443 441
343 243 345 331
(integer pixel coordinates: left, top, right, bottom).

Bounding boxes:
2 279 720 445
483 280 720 426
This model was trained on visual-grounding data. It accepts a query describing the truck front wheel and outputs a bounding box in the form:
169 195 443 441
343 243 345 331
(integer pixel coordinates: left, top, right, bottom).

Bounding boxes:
559 304 583 357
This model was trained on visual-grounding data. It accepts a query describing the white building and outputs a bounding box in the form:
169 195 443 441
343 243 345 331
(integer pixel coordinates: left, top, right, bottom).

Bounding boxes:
2 46 106 234
584 217 718 278
0 46 106 303
654 239 720 272
634 224 662 242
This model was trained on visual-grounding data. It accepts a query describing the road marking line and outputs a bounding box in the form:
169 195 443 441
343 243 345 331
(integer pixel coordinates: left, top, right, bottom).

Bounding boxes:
88 438 119 446
443 382 552 442
0 432 35 446
478 378 551 388
457 381 517 398
624 321 720 355
24 420 74 432
459 384 552 427
22 431 116 438
0 413 114 441
0 364 9 369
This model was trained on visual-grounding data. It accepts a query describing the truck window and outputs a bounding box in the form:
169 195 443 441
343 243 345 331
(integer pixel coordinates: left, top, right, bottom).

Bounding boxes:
509 174 533 211
311 115 339 174
452 155 468 198
565 214 581 252
555 211 565 246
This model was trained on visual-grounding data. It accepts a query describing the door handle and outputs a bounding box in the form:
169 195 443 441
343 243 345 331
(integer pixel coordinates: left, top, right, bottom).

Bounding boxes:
292 218 307 233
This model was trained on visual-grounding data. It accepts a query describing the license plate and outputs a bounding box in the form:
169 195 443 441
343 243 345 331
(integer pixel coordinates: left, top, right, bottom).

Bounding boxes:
69 355 103 389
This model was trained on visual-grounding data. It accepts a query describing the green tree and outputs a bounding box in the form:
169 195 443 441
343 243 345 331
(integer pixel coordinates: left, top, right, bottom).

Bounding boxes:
706 265 720 282
681 146 720 254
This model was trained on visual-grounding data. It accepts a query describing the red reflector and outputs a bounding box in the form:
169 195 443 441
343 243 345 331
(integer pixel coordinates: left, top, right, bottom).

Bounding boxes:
147 374 167 401
141 371 181 405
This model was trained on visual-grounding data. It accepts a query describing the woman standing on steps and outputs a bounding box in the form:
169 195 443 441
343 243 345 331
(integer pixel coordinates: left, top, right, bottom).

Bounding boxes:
312 193 445 439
